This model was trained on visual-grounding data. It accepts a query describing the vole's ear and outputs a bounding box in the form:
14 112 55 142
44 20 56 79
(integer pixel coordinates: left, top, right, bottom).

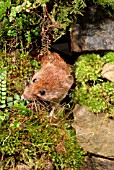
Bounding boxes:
63 75 74 87
68 75 73 79
67 75 74 82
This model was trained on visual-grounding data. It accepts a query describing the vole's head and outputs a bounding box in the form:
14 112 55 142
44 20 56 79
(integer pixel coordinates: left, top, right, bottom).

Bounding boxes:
21 63 74 103
21 72 54 102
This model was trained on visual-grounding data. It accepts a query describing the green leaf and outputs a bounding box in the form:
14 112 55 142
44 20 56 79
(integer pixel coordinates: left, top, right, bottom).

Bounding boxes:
1 87 6 91
1 92 6 96
14 93 20 100
7 97 13 102
0 115 5 121
1 100 6 104
0 104 6 108
14 121 20 128
7 102 14 107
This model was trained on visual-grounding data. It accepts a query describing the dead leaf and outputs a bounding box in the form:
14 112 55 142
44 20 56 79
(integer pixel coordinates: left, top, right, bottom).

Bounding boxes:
101 63 114 82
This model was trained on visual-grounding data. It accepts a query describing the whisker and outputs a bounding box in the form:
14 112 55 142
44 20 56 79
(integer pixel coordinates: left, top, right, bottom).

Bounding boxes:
49 100 60 105
34 100 38 112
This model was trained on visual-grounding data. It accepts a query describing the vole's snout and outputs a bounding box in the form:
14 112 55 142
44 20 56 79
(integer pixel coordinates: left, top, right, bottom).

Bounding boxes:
25 81 30 86
39 90 45 95
21 94 25 100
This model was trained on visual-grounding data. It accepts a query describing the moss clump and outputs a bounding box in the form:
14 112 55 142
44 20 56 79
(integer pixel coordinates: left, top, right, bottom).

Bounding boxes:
0 104 85 170
73 52 114 118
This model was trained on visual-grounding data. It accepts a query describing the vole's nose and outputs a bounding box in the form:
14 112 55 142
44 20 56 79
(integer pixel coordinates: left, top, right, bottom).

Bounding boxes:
25 81 30 86
21 94 25 100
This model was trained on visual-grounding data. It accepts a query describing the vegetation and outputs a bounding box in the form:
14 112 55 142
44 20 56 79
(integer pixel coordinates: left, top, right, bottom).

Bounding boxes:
0 52 41 108
0 0 114 53
1 0 114 169
73 52 114 118
0 105 85 170
0 52 85 169
0 0 87 169
0 0 86 53
93 0 114 8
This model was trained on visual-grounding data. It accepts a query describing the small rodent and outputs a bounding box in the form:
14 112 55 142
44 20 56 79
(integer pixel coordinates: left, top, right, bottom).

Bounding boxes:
21 52 74 114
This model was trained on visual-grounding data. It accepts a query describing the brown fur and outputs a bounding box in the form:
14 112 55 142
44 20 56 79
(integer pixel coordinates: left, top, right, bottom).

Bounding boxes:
21 52 74 104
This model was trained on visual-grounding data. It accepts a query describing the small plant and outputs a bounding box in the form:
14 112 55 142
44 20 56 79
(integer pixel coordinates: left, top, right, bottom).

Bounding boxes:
0 0 86 52
0 67 7 108
0 52 41 108
1 0 114 53
73 52 114 118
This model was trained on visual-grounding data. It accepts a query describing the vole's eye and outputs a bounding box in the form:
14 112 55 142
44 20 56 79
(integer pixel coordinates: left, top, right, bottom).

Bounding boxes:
33 78 37 83
40 90 45 95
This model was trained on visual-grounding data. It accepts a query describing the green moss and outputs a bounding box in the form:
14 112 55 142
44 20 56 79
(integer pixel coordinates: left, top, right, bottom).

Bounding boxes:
0 105 85 169
74 53 104 83
93 0 114 8
73 52 114 118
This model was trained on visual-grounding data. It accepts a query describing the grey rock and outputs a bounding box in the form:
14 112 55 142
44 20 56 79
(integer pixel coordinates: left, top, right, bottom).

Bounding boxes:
72 104 114 158
101 63 114 82
70 6 114 52
79 156 114 170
